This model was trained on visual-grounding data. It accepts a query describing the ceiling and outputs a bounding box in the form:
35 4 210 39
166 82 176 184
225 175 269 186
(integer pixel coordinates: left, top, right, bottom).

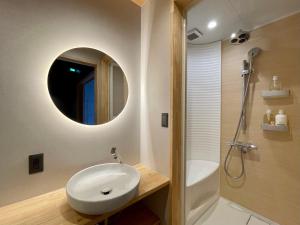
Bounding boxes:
187 0 300 44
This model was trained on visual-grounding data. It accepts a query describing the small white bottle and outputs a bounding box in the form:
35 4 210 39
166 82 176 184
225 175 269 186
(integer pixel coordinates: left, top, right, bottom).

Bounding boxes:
275 109 287 126
269 75 282 91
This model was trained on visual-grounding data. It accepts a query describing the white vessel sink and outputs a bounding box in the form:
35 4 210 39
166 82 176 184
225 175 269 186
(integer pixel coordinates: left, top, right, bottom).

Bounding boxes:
66 163 140 215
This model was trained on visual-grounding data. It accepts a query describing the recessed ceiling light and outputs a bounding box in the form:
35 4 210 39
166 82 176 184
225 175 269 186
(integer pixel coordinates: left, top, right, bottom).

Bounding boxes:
231 33 236 38
207 20 217 29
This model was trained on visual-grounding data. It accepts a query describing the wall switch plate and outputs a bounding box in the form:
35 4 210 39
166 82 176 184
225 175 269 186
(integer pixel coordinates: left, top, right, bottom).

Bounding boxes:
161 113 169 128
29 153 44 174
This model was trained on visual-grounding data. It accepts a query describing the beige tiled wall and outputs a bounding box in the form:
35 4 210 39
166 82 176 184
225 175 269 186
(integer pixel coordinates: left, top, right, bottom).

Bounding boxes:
221 13 300 225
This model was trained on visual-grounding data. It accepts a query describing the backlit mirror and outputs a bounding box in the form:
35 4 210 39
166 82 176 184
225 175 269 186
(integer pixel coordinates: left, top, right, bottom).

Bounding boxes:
48 48 128 125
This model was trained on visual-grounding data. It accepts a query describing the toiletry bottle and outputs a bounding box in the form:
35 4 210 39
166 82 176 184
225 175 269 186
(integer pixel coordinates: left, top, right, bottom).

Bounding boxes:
264 109 274 125
270 75 282 91
275 109 287 126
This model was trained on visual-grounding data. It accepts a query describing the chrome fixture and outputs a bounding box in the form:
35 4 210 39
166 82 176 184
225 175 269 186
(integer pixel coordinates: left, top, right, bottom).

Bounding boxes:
224 47 262 180
248 47 261 69
230 29 250 45
111 147 122 164
227 141 257 153
241 47 261 130
241 59 249 130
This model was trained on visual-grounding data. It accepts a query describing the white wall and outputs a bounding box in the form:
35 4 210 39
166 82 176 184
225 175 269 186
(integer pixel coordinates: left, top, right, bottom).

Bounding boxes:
186 42 221 162
140 0 171 177
140 1 171 224
0 0 141 206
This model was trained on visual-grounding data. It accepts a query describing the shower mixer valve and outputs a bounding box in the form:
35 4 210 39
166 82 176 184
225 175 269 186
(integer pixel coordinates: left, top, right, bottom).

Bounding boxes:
227 141 257 153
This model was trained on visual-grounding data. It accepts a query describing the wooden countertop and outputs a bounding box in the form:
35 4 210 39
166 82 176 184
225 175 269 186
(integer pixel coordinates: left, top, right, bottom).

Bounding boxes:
0 164 169 225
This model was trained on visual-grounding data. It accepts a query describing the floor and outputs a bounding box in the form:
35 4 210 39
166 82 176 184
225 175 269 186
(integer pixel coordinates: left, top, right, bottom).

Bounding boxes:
194 198 279 225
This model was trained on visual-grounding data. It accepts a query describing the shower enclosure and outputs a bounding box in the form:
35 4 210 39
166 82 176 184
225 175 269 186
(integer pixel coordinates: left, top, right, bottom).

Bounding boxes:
184 0 300 224
185 43 262 224
185 42 221 225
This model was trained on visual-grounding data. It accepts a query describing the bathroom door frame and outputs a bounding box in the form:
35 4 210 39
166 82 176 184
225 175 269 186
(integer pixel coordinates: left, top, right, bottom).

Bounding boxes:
170 1 185 225
169 1 200 225
133 0 197 224
170 2 185 225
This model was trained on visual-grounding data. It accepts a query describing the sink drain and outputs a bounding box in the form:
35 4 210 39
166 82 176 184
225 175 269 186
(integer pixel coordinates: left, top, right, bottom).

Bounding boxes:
101 187 112 195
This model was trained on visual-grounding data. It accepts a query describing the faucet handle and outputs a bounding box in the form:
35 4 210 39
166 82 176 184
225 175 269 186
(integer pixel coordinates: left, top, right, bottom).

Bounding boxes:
226 141 257 152
245 143 257 150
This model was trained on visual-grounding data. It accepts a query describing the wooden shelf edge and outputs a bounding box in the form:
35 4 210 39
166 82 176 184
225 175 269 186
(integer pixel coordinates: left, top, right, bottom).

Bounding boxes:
0 164 169 225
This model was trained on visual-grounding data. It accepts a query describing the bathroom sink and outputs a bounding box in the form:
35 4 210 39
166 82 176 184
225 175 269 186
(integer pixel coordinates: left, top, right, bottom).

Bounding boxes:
66 163 140 215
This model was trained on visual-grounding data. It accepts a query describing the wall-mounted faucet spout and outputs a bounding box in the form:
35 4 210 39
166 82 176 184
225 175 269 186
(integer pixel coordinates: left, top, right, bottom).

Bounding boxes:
111 147 122 164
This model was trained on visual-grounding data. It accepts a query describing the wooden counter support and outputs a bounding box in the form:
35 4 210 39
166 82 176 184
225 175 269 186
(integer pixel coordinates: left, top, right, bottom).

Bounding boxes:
0 164 169 225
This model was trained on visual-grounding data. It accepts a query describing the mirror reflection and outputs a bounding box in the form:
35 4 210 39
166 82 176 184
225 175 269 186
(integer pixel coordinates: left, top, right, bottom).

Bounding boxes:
48 48 128 125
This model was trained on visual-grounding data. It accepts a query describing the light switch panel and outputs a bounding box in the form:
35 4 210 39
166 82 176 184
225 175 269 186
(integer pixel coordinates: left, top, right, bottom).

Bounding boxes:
161 113 168 128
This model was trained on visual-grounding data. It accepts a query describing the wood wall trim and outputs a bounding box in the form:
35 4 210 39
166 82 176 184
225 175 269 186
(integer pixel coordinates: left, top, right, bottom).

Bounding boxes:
175 0 199 9
131 0 197 9
131 0 146 7
58 56 97 68
170 2 185 225
99 56 111 124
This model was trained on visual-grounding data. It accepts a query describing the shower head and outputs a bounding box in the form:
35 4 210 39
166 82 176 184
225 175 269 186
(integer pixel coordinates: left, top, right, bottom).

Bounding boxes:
230 29 250 45
248 47 261 60
247 47 262 68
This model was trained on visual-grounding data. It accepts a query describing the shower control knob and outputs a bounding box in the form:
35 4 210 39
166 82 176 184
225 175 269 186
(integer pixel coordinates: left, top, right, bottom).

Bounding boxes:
227 141 257 153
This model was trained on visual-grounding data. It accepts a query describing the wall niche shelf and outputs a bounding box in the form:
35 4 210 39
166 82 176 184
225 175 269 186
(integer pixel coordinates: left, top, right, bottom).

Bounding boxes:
262 123 288 132
261 90 290 99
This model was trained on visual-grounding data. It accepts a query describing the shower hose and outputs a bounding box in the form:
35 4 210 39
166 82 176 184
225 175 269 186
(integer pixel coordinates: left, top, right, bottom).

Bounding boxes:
224 69 252 180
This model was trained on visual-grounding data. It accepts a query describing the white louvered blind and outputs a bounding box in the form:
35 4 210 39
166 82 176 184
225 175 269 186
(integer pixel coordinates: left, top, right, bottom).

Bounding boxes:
186 42 221 162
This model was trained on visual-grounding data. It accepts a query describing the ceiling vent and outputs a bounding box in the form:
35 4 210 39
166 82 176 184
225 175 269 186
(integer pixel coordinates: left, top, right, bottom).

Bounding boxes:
187 28 203 41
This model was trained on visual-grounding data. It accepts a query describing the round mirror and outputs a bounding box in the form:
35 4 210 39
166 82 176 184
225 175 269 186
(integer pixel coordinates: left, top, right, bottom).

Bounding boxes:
48 48 128 125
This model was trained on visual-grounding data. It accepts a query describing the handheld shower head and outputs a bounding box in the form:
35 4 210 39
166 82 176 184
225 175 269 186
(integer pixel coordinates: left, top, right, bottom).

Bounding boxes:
248 47 261 60
247 47 262 69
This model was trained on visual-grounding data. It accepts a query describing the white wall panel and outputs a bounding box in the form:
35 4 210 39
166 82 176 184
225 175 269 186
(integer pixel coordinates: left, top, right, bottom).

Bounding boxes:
186 42 221 162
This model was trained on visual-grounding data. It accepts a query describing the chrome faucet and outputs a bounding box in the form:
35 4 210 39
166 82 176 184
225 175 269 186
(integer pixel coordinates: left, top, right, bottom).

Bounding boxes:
228 141 257 153
110 147 122 164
